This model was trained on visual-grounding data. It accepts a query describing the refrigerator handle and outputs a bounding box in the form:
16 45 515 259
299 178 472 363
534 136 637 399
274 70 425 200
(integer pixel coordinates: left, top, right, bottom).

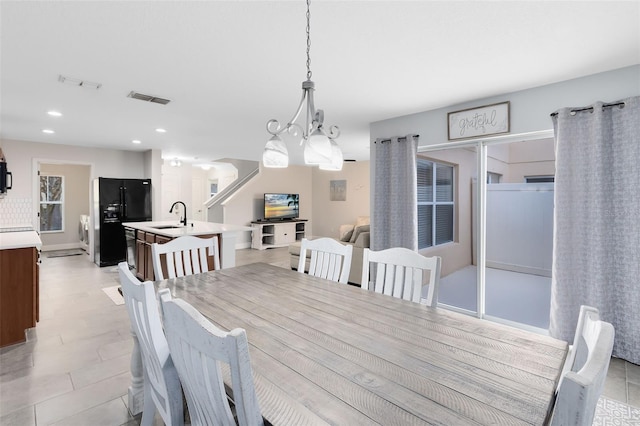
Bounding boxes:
120 186 126 218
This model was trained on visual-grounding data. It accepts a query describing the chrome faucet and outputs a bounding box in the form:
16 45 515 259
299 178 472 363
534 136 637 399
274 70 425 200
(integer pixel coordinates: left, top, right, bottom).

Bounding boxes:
169 201 187 226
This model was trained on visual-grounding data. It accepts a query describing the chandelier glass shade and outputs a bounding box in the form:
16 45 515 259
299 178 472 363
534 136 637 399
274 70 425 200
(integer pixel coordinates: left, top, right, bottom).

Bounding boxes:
319 140 344 171
263 135 288 168
262 0 342 170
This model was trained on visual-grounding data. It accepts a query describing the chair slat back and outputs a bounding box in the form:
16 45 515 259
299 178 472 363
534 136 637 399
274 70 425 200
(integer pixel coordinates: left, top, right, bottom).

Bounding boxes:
297 238 353 284
152 235 220 280
159 290 263 426
117 263 183 425
362 247 441 306
551 305 615 426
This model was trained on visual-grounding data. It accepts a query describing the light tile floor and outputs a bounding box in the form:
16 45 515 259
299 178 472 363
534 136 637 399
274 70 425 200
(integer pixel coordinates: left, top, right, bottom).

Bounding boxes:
0 248 638 425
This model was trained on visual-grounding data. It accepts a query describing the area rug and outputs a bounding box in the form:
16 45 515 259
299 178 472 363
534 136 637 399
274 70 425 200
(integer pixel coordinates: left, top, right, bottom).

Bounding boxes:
594 397 640 425
46 249 85 258
102 285 125 305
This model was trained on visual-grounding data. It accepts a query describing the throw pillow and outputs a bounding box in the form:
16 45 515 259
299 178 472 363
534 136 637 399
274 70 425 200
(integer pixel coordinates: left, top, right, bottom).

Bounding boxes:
340 229 354 242
349 224 370 244
355 216 370 228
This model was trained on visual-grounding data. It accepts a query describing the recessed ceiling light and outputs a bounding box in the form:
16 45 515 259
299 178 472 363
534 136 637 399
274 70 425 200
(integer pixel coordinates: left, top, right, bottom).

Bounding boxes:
47 110 62 117
155 128 167 133
42 129 55 134
132 140 141 144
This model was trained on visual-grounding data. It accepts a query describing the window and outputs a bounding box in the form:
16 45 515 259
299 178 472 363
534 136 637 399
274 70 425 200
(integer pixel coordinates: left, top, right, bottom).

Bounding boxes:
40 175 64 232
525 175 554 183
417 159 454 249
487 172 502 183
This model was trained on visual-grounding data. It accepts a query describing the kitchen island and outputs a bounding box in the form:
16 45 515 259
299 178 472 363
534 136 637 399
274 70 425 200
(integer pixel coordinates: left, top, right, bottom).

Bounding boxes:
123 220 251 281
0 230 42 347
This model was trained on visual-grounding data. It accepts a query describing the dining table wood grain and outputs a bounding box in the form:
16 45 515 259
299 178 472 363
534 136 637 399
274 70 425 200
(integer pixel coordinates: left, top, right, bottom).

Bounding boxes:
153 262 568 425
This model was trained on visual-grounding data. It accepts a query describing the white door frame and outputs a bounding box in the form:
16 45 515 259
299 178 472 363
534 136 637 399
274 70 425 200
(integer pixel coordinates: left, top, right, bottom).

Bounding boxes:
33 158 95 258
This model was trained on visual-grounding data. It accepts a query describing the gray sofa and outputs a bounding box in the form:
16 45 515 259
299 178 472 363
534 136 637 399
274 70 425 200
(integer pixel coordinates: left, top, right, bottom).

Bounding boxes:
289 221 370 285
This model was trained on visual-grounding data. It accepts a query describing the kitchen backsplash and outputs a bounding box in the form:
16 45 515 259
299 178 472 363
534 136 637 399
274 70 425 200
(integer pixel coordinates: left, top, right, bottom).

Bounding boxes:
0 197 33 229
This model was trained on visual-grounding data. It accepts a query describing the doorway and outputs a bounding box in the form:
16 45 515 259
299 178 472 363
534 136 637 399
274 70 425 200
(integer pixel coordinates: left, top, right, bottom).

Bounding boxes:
419 130 555 332
35 160 92 256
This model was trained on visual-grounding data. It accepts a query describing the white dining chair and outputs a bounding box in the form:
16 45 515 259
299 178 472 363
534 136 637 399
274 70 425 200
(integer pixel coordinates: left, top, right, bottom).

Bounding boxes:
117 262 184 426
159 289 263 426
361 247 442 306
297 237 353 284
152 235 220 280
550 305 615 426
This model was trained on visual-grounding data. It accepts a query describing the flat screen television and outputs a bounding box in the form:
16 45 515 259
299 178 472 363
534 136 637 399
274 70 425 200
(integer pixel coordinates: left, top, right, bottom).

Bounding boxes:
264 193 299 220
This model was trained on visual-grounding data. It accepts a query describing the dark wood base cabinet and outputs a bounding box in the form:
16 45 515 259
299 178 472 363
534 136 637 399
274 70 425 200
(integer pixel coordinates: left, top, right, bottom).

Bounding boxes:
131 230 220 282
0 247 39 347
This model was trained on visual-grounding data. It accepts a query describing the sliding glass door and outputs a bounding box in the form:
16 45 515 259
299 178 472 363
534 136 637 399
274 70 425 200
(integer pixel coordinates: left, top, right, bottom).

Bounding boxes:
419 131 555 331
483 139 555 330
418 146 478 315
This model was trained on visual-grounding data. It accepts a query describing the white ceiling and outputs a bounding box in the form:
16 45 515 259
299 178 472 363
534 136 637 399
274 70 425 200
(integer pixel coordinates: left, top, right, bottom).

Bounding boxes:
1 1 639 166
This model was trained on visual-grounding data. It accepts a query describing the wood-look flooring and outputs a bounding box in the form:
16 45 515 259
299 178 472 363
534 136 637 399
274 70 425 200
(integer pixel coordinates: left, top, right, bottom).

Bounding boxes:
0 247 637 425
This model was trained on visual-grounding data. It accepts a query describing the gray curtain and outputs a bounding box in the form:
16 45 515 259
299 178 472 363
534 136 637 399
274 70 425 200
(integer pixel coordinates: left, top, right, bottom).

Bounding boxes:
550 96 640 364
372 134 419 251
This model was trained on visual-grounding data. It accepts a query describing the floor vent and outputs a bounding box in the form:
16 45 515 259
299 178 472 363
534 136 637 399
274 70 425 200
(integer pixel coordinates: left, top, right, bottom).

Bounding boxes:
127 91 171 105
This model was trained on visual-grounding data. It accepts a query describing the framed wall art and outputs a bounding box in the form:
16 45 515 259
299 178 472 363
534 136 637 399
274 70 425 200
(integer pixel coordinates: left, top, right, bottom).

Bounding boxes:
448 101 510 141
330 180 346 201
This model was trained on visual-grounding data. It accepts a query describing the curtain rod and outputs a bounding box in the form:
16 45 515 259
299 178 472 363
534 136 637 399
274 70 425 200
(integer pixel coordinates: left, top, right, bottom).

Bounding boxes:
550 101 625 117
375 134 420 143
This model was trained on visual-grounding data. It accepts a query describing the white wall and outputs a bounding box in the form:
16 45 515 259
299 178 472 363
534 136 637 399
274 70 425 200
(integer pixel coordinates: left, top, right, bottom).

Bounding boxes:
160 163 241 223
311 161 370 238
0 139 148 199
370 65 640 147
160 161 195 222
504 138 555 183
486 138 555 183
144 149 163 220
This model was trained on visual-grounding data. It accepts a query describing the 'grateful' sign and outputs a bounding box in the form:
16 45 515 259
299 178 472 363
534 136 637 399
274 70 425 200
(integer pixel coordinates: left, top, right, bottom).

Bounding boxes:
448 101 510 140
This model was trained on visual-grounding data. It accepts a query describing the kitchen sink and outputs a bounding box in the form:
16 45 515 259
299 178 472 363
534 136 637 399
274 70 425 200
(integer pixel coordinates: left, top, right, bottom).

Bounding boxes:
150 225 182 229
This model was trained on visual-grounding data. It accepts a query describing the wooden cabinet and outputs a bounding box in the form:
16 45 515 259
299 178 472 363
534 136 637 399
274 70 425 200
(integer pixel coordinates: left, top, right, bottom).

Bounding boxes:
135 238 146 281
251 221 306 250
130 228 221 281
0 247 39 347
144 232 156 281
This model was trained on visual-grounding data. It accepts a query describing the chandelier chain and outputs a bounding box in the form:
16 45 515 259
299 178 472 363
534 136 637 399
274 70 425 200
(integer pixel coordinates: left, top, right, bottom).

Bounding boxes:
306 0 312 80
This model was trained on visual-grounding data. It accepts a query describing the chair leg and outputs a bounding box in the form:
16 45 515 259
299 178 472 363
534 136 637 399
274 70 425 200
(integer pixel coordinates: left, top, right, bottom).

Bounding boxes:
167 384 186 425
140 380 157 426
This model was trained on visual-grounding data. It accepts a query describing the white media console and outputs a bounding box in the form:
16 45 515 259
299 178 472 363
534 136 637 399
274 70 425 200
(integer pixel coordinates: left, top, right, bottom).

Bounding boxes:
251 220 306 250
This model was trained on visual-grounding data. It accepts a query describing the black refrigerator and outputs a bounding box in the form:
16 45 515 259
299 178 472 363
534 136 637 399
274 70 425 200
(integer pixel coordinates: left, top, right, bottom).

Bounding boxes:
93 178 152 267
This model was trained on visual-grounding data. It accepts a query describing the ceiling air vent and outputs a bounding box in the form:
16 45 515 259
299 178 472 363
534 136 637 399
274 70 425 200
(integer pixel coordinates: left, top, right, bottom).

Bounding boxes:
127 91 171 105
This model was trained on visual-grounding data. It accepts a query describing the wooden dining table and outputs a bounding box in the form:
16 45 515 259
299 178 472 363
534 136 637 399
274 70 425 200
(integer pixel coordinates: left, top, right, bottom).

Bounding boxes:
133 262 567 425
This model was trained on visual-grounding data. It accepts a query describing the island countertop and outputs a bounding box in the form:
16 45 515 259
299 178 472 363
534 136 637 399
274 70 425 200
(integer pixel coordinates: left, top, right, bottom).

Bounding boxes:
123 221 251 276
122 220 252 237
0 230 43 250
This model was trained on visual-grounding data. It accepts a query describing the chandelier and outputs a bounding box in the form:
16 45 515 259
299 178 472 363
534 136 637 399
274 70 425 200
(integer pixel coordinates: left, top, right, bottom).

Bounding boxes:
262 0 343 170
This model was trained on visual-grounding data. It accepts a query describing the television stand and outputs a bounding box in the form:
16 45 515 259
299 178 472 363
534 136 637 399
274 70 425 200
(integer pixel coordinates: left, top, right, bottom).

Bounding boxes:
254 218 307 223
251 220 306 250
